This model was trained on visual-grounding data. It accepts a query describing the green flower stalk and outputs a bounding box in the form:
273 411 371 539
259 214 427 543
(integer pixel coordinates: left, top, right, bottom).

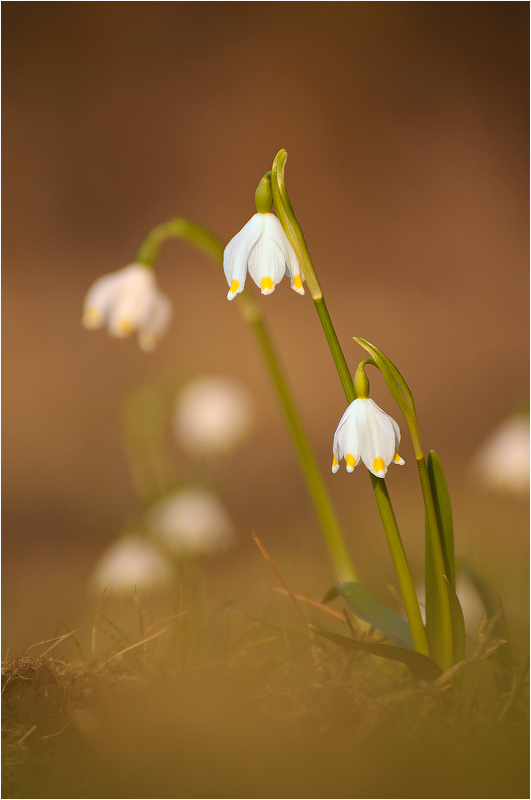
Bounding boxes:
333 361 430 657
270 149 430 659
353 338 464 670
135 218 358 585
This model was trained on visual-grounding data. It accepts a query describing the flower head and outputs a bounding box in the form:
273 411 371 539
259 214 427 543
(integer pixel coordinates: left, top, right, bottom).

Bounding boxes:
332 398 405 478
146 487 234 557
469 413 530 495
223 212 304 300
89 535 176 596
82 263 172 351
174 375 254 458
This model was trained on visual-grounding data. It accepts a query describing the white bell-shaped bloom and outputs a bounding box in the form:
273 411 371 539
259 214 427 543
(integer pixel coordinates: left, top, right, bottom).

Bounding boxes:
469 414 530 495
332 398 405 478
146 487 234 557
223 212 305 300
174 376 254 457
89 535 176 596
82 263 172 351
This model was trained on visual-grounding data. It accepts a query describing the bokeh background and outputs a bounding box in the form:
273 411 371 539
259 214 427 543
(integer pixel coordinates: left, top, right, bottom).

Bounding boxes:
3 2 529 656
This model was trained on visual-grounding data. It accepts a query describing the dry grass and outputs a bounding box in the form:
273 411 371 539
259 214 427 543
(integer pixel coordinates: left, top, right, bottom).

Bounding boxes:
2 603 528 799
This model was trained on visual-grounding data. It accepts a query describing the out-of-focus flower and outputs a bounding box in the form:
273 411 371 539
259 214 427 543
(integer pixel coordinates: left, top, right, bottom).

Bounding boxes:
146 487 234 557
82 263 172 351
174 376 253 457
332 398 405 478
223 212 305 300
89 535 176 596
469 414 530 495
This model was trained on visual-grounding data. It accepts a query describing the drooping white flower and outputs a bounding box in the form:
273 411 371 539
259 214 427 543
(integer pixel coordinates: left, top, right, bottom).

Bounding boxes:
223 212 305 300
174 375 254 458
146 487 234 557
82 263 172 351
332 398 405 478
469 413 530 495
89 535 176 596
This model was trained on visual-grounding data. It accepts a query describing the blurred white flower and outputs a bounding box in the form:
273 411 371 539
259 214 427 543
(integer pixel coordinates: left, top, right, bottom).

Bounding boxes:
82 263 172 351
332 398 405 478
146 487 234 557
469 414 530 495
223 212 305 300
174 376 254 457
89 535 176 596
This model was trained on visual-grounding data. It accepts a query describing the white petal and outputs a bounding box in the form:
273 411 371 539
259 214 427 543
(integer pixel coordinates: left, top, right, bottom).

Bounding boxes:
82 270 126 329
332 400 360 471
247 230 287 291
357 399 398 476
138 292 173 351
107 266 157 337
262 216 305 295
223 214 265 300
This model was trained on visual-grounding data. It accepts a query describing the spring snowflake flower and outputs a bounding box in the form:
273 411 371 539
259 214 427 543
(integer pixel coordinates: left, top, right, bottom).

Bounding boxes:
332 398 405 478
89 535 176 596
146 487 234 557
223 212 305 300
82 263 172 351
174 376 254 457
469 413 530 495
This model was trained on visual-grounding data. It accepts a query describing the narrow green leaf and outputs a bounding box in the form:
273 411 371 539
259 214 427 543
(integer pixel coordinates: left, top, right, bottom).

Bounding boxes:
424 530 447 667
309 625 443 682
427 451 455 589
323 582 414 650
446 577 466 666
353 337 417 420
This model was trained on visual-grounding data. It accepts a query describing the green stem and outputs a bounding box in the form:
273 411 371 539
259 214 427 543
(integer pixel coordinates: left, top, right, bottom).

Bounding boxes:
314 297 355 403
136 218 224 265
271 150 429 655
135 218 358 585
370 474 430 656
245 302 358 584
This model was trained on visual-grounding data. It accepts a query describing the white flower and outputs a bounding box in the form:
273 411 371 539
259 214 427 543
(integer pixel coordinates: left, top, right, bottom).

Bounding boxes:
89 535 176 596
223 212 305 300
174 376 254 457
469 414 530 495
332 398 405 478
146 487 234 557
82 263 172 351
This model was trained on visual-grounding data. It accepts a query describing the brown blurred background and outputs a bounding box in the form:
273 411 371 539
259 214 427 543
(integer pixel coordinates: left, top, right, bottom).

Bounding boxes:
3 2 529 657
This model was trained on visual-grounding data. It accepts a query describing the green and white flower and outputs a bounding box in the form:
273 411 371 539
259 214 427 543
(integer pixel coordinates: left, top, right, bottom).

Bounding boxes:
82 263 172 351
223 212 304 300
332 398 405 478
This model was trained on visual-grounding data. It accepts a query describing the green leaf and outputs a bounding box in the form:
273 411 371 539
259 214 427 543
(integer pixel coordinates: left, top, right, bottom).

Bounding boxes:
309 625 443 682
322 582 414 650
353 338 416 420
446 576 466 666
427 451 455 589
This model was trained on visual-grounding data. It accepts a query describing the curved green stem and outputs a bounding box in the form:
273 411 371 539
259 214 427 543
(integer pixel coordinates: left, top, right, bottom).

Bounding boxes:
135 218 358 585
271 149 429 656
370 474 430 656
353 337 455 668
